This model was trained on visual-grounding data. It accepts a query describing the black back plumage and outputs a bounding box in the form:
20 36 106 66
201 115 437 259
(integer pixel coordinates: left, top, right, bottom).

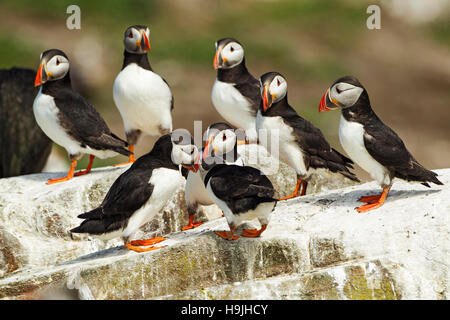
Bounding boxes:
70 135 177 235
204 164 276 214
338 76 443 186
263 96 359 182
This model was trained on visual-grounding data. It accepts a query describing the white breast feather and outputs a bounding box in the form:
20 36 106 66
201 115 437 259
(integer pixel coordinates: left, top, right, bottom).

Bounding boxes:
122 168 183 238
113 64 173 136
339 114 390 186
211 79 256 132
256 111 308 177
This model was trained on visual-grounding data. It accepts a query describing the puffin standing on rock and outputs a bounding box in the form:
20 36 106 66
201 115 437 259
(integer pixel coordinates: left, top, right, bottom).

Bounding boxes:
185 127 276 240
113 25 174 165
33 49 131 184
182 122 244 231
211 38 260 143
319 75 443 212
71 133 199 252
256 72 359 199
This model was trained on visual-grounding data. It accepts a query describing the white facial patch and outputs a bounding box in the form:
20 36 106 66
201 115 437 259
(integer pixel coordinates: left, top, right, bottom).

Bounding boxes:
46 55 70 81
124 27 141 52
330 82 364 108
171 143 198 166
212 129 236 155
221 42 244 68
269 75 287 103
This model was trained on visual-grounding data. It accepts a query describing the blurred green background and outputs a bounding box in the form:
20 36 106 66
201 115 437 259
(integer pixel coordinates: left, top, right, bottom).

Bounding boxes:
1 0 449 180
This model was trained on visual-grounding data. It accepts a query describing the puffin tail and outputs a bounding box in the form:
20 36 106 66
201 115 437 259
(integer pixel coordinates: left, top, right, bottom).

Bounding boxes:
397 160 444 187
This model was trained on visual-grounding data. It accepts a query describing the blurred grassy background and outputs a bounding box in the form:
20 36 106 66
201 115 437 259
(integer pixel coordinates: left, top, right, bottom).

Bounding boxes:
0 0 449 180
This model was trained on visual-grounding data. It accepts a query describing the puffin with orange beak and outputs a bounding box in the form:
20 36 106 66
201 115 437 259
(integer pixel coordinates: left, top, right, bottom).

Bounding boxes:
256 72 359 199
71 132 199 252
32 49 131 184
319 75 443 212
113 25 174 165
182 122 245 231
211 38 260 144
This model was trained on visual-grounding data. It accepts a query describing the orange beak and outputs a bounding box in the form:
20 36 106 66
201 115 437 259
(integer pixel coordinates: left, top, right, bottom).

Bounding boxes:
34 63 44 87
202 138 212 160
213 48 221 70
263 86 270 112
319 88 337 112
142 32 150 52
183 152 199 172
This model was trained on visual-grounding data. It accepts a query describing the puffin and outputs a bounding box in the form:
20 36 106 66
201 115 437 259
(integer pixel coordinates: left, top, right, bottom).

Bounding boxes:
182 122 245 231
256 72 359 199
211 38 260 143
319 75 443 212
113 25 173 165
70 132 199 252
33 49 131 184
198 156 277 240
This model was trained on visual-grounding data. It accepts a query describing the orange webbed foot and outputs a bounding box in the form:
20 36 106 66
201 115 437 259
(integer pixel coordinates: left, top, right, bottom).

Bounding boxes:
215 230 239 240
125 243 165 252
358 194 381 203
356 201 384 213
181 215 203 231
129 237 166 246
241 225 267 238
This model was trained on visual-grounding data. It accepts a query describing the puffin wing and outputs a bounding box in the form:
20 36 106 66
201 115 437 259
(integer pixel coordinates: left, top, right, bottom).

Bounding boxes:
161 77 174 111
284 110 354 166
208 165 275 201
363 119 412 167
363 117 443 186
79 166 154 220
54 88 129 154
234 75 261 116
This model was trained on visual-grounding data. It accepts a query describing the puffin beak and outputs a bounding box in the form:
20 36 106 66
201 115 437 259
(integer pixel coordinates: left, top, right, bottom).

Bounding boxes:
203 137 214 159
34 62 48 87
141 31 150 52
262 85 272 112
213 48 222 70
182 150 200 173
319 88 338 112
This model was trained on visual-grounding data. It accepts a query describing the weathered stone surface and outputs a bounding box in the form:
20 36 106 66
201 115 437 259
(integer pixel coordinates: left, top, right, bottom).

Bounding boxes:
0 161 447 299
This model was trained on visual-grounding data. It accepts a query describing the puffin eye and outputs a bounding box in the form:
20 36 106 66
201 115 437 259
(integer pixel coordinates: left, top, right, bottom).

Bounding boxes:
336 86 342 94
128 31 133 38
222 133 227 141
56 58 60 66
230 46 234 52
277 79 281 86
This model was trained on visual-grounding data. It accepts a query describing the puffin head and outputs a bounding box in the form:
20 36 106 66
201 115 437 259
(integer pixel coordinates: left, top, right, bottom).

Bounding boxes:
319 76 366 112
123 25 151 54
169 129 199 173
34 49 70 87
202 122 239 159
213 38 244 70
259 72 288 112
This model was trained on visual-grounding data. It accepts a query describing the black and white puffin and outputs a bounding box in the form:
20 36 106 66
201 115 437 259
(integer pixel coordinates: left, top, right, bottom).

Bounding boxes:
182 122 245 231
188 132 275 240
319 75 443 212
70 132 199 252
211 38 260 143
33 49 131 184
200 161 277 240
113 25 173 165
256 72 359 199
